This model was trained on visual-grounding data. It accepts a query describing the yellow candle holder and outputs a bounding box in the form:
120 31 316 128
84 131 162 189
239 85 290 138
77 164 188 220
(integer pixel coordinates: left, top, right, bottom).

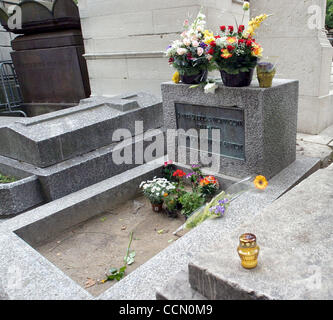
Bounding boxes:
257 68 276 88
237 233 260 269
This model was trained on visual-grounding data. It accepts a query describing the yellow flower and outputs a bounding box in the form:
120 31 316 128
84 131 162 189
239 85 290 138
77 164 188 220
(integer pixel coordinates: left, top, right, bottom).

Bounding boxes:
204 30 214 38
254 176 268 190
251 42 263 57
221 49 232 59
172 71 180 83
203 30 215 45
226 37 237 44
243 1 250 11
245 14 268 36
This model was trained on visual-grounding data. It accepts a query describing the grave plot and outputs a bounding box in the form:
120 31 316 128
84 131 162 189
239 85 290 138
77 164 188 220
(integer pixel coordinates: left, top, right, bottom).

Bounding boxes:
37 196 186 297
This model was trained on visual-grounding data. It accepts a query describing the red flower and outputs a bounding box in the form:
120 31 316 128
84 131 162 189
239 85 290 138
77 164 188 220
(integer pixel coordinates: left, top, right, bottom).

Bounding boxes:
187 53 193 60
220 25 226 32
227 45 235 51
238 25 245 33
207 48 215 55
215 35 221 39
168 57 174 63
210 41 216 47
246 40 252 47
173 169 186 178
238 39 245 44
228 26 234 32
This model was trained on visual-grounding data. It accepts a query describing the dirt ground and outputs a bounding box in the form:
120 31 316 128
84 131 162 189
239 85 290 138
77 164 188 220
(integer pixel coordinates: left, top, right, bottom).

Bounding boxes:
37 196 187 297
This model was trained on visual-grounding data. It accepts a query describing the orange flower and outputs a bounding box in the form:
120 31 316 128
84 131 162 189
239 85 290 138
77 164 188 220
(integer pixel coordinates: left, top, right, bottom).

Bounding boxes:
206 176 217 184
221 49 232 59
163 193 169 197
226 37 237 44
200 176 218 187
254 175 268 190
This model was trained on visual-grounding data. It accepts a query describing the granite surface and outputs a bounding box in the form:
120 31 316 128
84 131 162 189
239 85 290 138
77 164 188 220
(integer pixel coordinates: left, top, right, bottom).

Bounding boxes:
0 92 162 168
189 164 333 300
162 79 299 179
0 156 320 300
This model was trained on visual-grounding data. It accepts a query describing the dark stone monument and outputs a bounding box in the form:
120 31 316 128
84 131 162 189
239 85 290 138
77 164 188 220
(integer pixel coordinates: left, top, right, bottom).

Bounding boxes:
0 0 91 116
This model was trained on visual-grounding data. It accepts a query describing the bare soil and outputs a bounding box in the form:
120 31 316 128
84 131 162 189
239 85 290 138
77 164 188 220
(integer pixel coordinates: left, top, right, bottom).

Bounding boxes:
37 196 187 297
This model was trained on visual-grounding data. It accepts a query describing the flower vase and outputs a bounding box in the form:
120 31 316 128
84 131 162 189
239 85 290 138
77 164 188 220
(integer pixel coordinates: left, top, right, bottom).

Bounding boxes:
220 69 255 87
151 203 163 213
181 70 208 84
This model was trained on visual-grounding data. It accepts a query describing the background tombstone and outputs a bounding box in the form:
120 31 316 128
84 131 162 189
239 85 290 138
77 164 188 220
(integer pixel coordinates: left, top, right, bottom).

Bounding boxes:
0 0 91 117
77 0 248 97
251 0 333 135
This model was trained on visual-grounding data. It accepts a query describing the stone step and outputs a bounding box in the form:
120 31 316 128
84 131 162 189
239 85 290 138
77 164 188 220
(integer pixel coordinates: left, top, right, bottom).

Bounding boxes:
0 128 166 202
187 164 333 300
0 92 162 168
156 270 207 300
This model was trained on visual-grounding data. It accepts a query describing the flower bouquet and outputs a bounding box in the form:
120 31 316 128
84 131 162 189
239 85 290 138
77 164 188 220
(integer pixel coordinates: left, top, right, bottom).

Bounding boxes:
173 175 268 235
166 11 215 84
140 178 176 212
206 2 270 87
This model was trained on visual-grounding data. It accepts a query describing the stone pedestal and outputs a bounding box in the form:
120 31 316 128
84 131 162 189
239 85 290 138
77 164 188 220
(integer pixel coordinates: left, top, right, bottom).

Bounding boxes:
78 0 248 97
162 79 299 179
251 0 333 134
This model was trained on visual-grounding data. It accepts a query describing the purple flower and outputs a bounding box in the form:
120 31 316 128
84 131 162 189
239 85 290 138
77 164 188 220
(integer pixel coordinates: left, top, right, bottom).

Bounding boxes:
191 164 200 168
186 172 195 179
211 204 226 217
219 199 229 205
199 42 207 49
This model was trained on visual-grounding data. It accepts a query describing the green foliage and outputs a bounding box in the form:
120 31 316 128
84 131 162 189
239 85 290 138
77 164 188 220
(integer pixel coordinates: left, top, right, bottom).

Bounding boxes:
184 191 230 230
213 52 258 75
179 191 205 217
326 0 333 29
0 173 16 184
103 232 134 283
162 163 176 182
172 51 214 76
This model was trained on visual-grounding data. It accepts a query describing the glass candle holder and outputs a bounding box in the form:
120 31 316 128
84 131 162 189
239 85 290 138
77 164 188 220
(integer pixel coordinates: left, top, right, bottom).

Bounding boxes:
256 56 278 88
237 233 260 269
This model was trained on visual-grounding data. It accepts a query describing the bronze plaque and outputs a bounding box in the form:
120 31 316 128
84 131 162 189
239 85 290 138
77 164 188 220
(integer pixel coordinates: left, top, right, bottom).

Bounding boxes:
175 103 245 160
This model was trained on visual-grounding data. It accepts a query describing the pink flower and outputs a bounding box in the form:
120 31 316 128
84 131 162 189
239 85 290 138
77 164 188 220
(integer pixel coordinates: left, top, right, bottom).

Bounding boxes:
197 47 204 56
177 48 187 55
183 38 191 46
183 19 189 27
164 160 173 166
192 40 199 47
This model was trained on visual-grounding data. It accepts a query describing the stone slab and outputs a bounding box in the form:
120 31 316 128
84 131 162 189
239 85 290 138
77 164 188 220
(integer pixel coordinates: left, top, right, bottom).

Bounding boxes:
296 140 333 167
0 92 162 167
0 128 166 201
156 270 207 300
0 158 165 300
0 176 44 216
99 156 319 300
0 156 320 300
297 132 333 146
189 164 333 300
162 79 299 179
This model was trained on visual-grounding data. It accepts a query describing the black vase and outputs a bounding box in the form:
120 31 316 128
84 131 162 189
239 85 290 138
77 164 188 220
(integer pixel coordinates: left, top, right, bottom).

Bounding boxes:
220 69 255 87
181 70 208 84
